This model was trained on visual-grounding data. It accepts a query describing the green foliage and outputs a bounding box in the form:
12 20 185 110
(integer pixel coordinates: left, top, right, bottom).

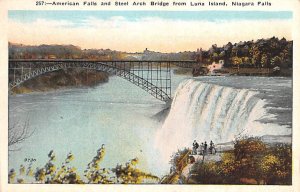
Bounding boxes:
200 37 292 68
9 37 293 69
260 144 292 184
84 144 112 184
169 148 190 172
8 169 16 183
260 54 269 67
271 56 282 66
190 161 225 184
186 137 292 185
160 148 192 184
231 56 243 65
111 158 159 184
8 43 127 60
233 137 266 160
9 145 159 184
232 137 267 182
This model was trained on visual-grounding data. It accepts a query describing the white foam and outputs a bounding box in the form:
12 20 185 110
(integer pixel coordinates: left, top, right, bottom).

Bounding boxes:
155 79 291 162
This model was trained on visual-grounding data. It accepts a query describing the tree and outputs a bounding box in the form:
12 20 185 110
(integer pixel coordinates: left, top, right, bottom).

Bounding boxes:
260 53 269 68
271 56 282 67
8 119 34 151
111 158 159 184
231 57 243 65
259 144 292 184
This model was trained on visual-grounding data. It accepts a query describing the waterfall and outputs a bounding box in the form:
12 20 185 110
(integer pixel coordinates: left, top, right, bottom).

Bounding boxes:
155 79 290 161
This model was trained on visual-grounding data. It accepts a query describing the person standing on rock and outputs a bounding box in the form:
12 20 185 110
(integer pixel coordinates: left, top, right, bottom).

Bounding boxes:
192 140 199 155
200 143 204 155
204 141 208 154
209 140 215 154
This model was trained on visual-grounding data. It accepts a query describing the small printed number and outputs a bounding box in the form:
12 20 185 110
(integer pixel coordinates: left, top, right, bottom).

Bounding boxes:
24 158 36 162
36 1 45 6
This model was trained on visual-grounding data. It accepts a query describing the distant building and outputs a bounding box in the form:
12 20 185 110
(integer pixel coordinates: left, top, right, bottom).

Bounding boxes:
144 48 150 54
207 60 224 73
45 55 57 59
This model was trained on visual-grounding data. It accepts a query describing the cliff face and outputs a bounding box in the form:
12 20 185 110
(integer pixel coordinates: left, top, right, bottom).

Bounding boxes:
11 69 109 94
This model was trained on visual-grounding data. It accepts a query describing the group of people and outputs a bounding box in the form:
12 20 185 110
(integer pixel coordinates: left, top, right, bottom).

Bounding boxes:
192 140 216 155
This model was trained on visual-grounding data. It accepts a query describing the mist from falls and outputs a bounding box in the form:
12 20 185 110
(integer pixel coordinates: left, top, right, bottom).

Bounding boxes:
155 79 290 161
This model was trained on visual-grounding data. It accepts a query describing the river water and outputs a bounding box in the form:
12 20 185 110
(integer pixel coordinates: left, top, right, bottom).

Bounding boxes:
8 71 188 179
8 73 292 181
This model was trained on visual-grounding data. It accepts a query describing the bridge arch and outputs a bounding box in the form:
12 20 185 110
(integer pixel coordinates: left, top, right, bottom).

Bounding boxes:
9 61 171 102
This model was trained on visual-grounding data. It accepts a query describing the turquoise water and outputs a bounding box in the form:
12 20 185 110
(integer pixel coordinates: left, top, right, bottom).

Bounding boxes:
8 74 292 182
8 71 189 180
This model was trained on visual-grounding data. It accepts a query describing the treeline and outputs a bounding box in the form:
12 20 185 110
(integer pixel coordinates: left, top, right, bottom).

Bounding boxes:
8 42 197 61
9 36 293 68
141 49 196 61
8 43 127 60
198 36 293 68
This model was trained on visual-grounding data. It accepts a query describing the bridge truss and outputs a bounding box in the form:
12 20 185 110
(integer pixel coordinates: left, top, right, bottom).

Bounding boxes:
9 60 196 102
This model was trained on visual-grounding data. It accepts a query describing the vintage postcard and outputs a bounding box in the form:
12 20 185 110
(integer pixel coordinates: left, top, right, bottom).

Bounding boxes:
0 0 300 191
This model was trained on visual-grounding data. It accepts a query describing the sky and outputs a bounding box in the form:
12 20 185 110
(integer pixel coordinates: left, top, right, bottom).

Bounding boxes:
8 11 293 52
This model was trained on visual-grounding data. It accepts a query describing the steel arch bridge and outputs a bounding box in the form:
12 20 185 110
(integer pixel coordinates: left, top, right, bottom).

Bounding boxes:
9 59 197 102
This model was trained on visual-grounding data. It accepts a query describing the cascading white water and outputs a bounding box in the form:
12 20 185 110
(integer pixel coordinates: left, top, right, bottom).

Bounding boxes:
155 79 291 161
